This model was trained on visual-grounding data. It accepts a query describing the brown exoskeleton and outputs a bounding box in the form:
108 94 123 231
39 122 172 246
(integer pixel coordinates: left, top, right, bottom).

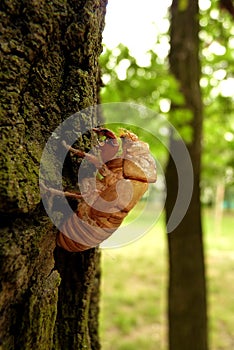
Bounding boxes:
45 128 157 252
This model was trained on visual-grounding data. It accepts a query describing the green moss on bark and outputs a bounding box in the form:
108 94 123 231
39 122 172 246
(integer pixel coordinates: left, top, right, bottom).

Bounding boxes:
0 214 58 350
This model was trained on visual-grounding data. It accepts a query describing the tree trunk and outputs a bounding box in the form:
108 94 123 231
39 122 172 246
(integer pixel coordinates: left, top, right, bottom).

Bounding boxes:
166 1 208 349
0 1 107 349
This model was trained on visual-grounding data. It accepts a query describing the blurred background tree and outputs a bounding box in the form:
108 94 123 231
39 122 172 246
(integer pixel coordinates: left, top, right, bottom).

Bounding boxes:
166 1 207 349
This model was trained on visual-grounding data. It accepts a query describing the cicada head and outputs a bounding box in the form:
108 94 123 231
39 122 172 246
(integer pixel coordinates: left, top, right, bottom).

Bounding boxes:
93 127 119 163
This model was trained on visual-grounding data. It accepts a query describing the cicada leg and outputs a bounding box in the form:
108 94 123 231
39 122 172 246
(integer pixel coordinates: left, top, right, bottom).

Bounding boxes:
62 140 102 168
40 182 82 200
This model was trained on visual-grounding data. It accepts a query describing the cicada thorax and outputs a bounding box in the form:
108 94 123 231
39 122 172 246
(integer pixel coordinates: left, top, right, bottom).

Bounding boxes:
121 135 157 184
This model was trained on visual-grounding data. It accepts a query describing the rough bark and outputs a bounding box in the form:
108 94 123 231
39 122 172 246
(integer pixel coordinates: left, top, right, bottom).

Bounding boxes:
0 0 107 349
165 1 208 349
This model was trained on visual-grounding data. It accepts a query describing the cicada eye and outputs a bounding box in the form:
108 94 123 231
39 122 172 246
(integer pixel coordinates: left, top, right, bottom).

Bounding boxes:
98 140 105 146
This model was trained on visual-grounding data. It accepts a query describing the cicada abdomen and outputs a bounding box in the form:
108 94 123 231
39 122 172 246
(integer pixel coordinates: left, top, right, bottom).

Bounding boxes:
57 211 116 252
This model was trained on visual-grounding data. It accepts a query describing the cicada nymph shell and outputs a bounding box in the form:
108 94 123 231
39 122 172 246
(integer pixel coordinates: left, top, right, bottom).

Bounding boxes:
56 128 157 252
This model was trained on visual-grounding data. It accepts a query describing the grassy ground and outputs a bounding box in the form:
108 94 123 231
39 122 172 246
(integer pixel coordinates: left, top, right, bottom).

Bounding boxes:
99 209 234 350
203 210 234 350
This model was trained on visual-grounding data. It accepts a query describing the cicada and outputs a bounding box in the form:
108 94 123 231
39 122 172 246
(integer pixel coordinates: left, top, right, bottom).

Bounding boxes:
45 128 157 252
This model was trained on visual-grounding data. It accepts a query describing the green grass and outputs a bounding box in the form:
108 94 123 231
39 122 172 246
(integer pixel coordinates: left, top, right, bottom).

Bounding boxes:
203 210 234 350
100 209 234 350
